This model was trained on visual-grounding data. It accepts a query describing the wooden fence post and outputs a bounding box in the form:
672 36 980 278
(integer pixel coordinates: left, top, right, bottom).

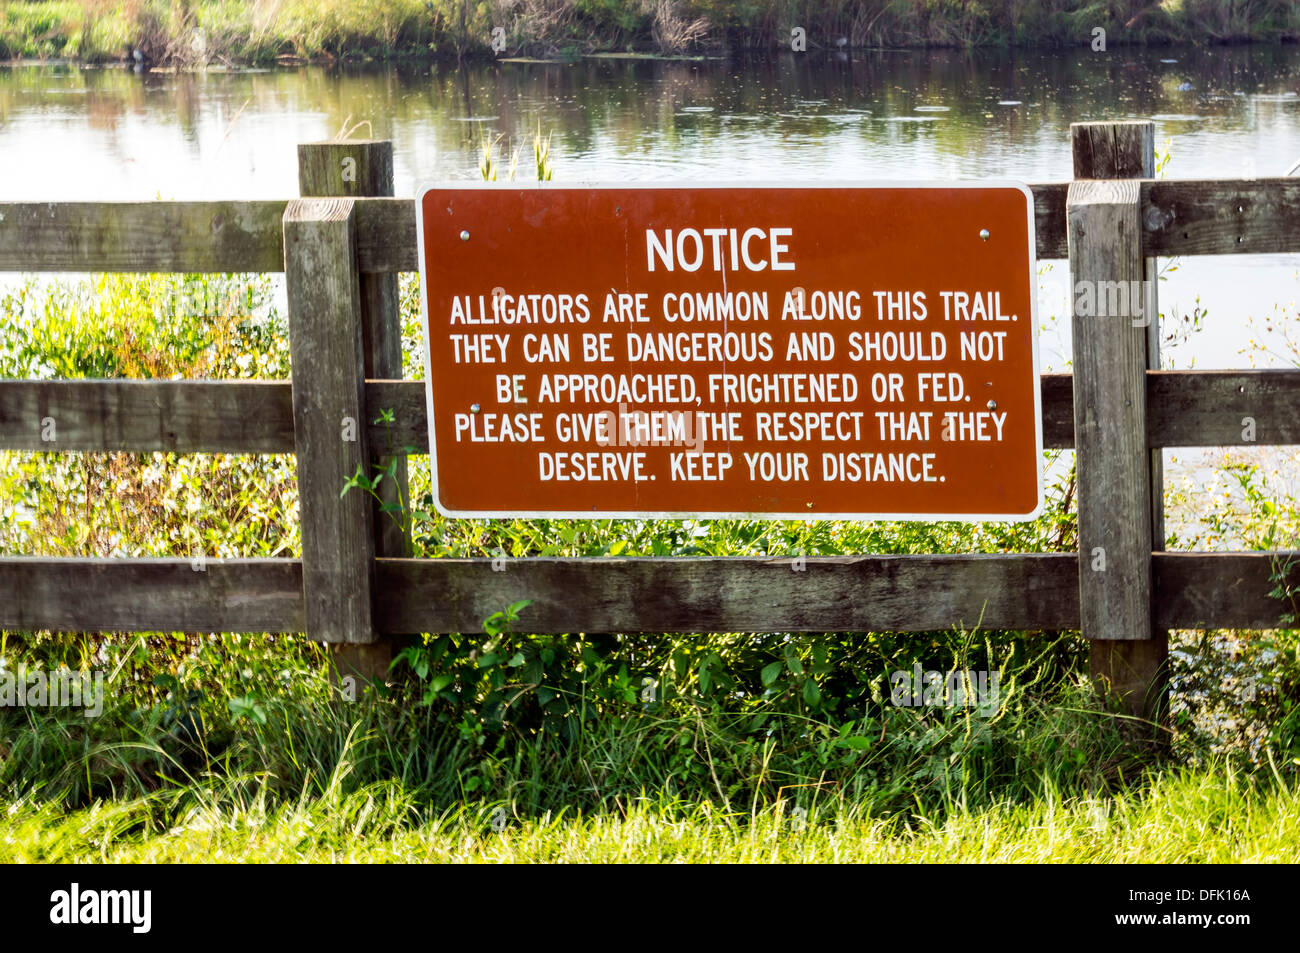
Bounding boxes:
1069 120 1168 722
298 140 411 685
283 197 377 649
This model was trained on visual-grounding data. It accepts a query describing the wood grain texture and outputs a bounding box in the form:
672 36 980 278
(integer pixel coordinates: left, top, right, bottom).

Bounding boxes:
1041 373 1073 448
375 553 1296 633
1072 121 1164 720
1072 121 1154 180
363 379 425 450
1068 177 1153 642
3 183 1296 275
0 201 286 272
0 557 304 632
0 379 296 452
1155 552 1300 630
374 553 1082 633
298 141 395 198
283 197 376 644
2 552 1293 634
300 141 410 567
0 198 416 274
1074 121 1165 570
354 197 418 272
1147 370 1300 447
301 142 408 679
1087 639 1168 717
1034 182 1069 259
1141 177 1300 257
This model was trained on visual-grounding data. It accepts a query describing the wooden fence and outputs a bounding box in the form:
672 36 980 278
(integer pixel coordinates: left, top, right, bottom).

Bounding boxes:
2 120 1298 720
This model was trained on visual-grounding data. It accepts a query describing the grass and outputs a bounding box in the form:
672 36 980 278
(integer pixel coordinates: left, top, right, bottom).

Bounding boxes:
1 1 1298 67
4 764 1297 862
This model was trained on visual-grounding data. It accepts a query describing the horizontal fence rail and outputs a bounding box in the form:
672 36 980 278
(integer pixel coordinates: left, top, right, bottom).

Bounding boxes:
0 553 1295 635
3 178 1300 275
3 370 1299 454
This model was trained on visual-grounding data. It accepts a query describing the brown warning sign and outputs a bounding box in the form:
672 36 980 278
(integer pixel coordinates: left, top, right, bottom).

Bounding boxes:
416 183 1041 520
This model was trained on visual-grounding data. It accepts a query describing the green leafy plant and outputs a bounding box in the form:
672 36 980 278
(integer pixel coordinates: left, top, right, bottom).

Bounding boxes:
340 407 428 556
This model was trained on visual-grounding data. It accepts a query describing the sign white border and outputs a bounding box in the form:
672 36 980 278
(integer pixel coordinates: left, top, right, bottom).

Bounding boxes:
415 180 1043 522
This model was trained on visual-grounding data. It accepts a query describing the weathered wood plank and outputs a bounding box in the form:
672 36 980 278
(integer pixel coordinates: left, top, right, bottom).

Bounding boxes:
301 142 409 563
301 140 408 678
1155 552 1300 630
0 379 447 454
0 198 418 274
1073 119 1164 723
0 192 1059 272
0 557 304 632
374 552 1297 634
1068 176 1153 643
3 182 1297 275
1147 370 1300 447
1132 128 1165 551
1034 182 1069 259
354 197 419 273
0 201 287 273
1072 121 1154 180
298 141 395 200
374 553 1083 633
1041 373 1073 449
2 553 1293 635
1032 369 1297 449
364 379 426 451
0 379 296 453
1142 177 1300 257
3 371 1297 454
284 197 376 644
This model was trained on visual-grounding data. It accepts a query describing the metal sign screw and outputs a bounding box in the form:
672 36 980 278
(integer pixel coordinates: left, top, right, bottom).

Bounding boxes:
471 403 481 414
979 229 991 241
460 230 470 241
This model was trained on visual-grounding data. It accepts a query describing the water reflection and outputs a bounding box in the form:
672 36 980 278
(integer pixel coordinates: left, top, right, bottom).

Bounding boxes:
4 46 1300 196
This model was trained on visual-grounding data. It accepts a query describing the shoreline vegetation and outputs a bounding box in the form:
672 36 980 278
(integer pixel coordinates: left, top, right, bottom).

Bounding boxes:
1 1 1299 69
